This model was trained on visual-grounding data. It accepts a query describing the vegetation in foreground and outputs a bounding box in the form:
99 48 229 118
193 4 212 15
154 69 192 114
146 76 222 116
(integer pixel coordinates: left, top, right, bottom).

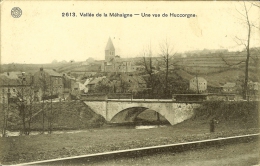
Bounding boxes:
88 141 259 166
0 101 105 133
0 102 259 164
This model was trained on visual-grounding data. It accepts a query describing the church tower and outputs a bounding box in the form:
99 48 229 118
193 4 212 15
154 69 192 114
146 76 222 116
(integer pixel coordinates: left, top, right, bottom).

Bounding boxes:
105 37 115 63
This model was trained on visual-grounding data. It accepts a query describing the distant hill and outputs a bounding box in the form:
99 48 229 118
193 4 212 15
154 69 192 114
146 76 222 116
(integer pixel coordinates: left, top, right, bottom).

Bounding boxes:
0 63 66 74
0 61 83 74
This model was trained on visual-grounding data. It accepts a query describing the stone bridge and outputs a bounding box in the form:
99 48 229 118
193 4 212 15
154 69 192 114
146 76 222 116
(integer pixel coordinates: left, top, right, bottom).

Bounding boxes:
83 99 201 125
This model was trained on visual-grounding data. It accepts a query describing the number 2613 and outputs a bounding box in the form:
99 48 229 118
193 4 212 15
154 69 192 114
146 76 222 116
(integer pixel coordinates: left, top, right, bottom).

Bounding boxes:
62 12 76 17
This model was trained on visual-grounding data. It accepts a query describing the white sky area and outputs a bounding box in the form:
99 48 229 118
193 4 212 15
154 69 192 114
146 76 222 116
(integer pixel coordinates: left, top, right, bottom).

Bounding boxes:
1 1 260 64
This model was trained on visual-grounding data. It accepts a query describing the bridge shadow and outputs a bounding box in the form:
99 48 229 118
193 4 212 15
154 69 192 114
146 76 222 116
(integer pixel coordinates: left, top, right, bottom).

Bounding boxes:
110 107 170 125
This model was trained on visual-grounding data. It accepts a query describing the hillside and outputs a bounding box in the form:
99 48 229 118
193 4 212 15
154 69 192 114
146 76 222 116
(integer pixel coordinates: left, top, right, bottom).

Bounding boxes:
1 50 259 90
176 68 259 88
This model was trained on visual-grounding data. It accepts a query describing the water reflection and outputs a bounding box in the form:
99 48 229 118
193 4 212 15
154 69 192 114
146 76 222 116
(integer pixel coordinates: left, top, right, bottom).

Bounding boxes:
135 125 167 129
1 130 89 137
1 125 168 137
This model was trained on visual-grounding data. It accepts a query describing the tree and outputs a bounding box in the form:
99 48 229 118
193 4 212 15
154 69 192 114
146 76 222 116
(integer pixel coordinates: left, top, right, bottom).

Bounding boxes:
141 43 156 97
47 77 54 134
34 71 52 133
159 38 176 97
94 78 112 94
235 2 259 100
14 75 35 135
25 85 35 135
39 74 48 133
220 2 260 100
1 87 9 137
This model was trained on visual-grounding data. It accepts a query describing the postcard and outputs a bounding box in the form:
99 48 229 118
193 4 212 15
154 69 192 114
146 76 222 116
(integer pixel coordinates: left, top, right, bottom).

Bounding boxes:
1 1 259 165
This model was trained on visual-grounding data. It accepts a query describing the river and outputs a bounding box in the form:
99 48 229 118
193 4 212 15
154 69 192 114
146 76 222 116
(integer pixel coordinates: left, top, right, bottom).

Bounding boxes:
1 125 169 137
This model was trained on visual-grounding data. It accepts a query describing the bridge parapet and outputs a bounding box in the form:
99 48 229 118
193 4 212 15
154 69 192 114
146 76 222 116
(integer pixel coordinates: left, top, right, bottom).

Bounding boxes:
107 99 203 104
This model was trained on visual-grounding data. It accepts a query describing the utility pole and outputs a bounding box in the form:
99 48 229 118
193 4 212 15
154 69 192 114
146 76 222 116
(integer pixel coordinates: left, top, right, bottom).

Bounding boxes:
21 73 26 134
6 91 10 136
42 71 46 134
49 77 53 134
196 74 199 94
2 88 6 137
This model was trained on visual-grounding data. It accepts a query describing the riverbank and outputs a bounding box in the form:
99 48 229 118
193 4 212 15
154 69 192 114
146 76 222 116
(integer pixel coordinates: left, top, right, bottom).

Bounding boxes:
0 116 259 165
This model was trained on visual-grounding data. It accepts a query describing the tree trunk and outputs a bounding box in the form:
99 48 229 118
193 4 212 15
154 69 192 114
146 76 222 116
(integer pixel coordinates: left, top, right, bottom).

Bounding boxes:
165 54 169 97
42 99 45 133
243 4 251 100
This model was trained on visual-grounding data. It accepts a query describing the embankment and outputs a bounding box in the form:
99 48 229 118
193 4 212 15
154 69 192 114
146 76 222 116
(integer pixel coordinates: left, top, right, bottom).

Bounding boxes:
1 101 105 131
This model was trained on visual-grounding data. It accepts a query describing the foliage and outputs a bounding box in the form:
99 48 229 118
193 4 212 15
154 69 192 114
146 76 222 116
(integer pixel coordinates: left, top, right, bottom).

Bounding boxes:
193 101 258 123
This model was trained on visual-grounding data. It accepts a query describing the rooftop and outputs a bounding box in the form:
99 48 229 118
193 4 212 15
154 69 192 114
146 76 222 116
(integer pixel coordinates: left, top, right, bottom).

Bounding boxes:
105 37 115 51
43 69 63 77
221 82 236 88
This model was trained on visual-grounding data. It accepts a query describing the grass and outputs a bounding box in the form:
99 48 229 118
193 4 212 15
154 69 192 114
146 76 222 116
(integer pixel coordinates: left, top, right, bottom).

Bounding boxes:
91 140 259 166
0 116 258 164
0 101 258 164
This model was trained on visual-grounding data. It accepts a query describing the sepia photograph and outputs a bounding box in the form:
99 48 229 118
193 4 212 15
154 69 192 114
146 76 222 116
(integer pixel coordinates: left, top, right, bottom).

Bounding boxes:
0 1 260 165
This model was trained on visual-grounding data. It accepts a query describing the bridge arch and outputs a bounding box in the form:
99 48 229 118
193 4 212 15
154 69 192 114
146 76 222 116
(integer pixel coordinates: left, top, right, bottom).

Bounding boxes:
110 106 172 124
110 107 148 123
107 102 182 125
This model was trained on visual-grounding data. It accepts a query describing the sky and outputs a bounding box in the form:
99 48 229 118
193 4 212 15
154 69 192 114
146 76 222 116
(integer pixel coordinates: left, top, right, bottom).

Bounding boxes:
1 1 260 64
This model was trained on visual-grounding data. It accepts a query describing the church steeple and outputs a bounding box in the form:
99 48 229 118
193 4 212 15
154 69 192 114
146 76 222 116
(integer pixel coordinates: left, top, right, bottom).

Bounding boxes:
105 37 115 51
105 37 115 62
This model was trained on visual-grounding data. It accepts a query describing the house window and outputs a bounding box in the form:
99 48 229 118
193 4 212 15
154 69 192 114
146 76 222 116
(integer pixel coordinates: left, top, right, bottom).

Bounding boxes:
13 89 16 92
8 89 10 92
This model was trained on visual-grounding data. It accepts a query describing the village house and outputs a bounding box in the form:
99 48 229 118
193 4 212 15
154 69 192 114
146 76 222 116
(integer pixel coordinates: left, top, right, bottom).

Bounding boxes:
248 81 259 100
221 82 236 93
189 77 207 93
86 76 107 93
0 72 34 103
62 73 77 93
248 81 259 91
33 68 64 100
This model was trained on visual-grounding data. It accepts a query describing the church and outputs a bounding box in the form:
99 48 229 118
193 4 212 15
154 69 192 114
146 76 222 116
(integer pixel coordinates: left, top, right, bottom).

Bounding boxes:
101 37 136 73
